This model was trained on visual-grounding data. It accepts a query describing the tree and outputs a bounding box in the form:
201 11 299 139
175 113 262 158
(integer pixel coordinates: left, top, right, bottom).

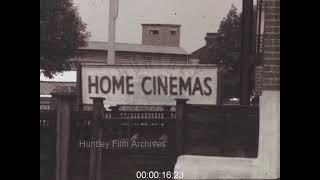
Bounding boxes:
200 5 242 101
40 0 90 78
216 5 241 70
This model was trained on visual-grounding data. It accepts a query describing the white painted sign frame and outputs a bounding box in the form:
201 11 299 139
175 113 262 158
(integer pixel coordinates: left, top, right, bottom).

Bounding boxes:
81 63 218 105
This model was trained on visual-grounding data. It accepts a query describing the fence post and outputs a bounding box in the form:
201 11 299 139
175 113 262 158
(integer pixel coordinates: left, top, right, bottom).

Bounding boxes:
110 106 119 117
174 98 189 157
163 106 171 121
52 87 76 180
216 65 223 105
49 111 57 180
89 97 105 180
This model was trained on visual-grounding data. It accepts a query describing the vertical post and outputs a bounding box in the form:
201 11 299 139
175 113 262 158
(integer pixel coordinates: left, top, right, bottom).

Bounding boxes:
89 97 105 180
163 106 171 118
76 63 82 111
240 0 253 105
163 105 172 160
108 0 118 64
52 89 76 180
48 111 57 180
256 0 263 55
174 98 189 157
216 65 222 105
109 106 119 138
110 106 119 117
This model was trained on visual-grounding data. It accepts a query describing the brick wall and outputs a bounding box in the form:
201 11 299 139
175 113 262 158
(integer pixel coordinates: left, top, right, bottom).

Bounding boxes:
262 0 280 90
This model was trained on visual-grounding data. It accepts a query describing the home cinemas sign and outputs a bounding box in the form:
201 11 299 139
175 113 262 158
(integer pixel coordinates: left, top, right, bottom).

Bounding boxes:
81 64 218 105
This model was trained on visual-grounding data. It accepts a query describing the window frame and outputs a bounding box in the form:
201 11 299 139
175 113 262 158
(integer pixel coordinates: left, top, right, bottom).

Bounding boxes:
169 29 177 35
149 29 160 35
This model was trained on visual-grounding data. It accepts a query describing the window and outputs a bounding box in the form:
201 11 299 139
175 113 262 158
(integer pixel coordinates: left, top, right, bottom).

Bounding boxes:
149 30 159 35
169 30 177 35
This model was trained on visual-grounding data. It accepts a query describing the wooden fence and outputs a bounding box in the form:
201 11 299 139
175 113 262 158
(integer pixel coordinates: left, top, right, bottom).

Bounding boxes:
40 94 259 180
68 108 176 180
183 104 259 158
40 110 56 180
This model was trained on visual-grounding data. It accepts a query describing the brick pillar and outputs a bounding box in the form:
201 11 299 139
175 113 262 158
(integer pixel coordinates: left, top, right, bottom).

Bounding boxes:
258 0 280 178
262 0 280 90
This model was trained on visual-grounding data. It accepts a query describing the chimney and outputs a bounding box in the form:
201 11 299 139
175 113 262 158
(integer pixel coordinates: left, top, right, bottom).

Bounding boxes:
205 33 217 46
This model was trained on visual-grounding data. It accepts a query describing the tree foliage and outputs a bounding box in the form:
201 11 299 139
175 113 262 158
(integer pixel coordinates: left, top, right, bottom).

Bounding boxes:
201 5 242 100
217 5 242 100
215 5 241 71
40 0 90 78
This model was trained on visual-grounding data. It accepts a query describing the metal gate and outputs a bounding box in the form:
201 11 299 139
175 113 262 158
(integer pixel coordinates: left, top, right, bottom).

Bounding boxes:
68 106 176 180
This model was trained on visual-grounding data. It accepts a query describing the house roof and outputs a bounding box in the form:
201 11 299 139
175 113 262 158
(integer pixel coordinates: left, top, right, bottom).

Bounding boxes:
79 41 189 55
141 24 181 27
40 81 76 95
191 46 206 59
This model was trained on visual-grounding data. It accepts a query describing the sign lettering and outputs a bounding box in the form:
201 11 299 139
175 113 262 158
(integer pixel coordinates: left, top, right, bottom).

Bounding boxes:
82 64 218 105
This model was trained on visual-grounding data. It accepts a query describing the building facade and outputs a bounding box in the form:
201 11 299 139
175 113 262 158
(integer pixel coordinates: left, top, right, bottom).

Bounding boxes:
191 33 218 64
73 41 189 65
141 24 181 47
40 81 76 110
72 24 189 65
41 24 190 109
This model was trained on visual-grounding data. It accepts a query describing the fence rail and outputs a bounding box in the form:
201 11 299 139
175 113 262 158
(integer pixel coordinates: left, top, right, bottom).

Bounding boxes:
117 111 176 119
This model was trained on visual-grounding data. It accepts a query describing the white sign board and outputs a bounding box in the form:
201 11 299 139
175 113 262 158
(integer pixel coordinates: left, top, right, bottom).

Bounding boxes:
82 64 217 105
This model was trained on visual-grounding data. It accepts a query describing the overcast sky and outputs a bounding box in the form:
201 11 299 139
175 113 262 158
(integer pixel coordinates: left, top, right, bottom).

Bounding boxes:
74 0 242 53
41 0 242 82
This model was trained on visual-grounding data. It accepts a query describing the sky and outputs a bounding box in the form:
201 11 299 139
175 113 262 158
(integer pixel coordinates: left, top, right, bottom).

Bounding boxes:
41 0 242 82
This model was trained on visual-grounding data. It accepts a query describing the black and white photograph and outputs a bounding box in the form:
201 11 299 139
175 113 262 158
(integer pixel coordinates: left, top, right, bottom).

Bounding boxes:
40 0 280 179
